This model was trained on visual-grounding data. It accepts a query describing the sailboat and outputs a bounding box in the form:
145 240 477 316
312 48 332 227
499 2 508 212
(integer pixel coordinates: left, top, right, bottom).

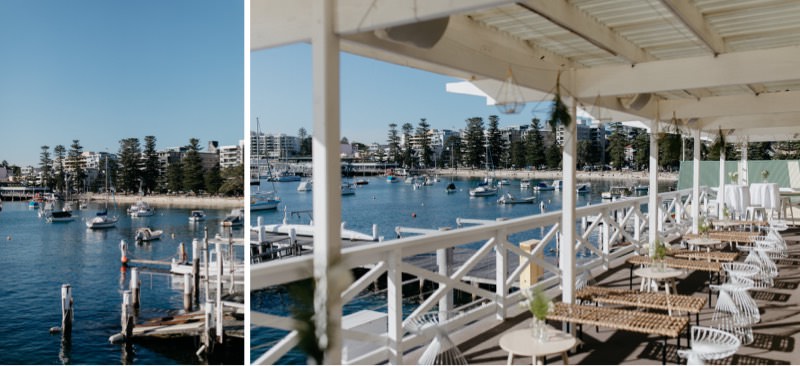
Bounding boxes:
445 147 457 193
46 178 74 223
86 156 118 229
469 139 498 197
251 117 281 211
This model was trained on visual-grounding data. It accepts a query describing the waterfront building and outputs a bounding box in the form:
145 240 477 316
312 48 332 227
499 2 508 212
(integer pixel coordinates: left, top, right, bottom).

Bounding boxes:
250 131 301 160
219 141 244 169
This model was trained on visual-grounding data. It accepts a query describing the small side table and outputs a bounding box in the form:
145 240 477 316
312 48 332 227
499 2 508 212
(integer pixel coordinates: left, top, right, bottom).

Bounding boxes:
634 266 684 315
686 238 723 253
499 327 576 365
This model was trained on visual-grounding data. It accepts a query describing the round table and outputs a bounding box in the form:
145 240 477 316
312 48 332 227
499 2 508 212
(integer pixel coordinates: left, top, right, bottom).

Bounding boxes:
687 237 723 252
499 327 576 365
634 267 683 314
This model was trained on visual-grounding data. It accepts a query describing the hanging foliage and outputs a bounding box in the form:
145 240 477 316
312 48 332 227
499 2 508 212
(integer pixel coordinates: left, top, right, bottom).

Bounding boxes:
548 71 571 132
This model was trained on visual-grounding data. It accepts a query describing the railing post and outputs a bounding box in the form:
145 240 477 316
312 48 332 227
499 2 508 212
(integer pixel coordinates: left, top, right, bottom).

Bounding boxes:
648 119 659 254
601 210 610 270
495 230 508 320
692 128 701 232
386 250 403 364
437 246 453 321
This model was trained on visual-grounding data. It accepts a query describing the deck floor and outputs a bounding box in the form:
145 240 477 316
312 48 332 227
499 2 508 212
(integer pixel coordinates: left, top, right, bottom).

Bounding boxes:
456 228 800 365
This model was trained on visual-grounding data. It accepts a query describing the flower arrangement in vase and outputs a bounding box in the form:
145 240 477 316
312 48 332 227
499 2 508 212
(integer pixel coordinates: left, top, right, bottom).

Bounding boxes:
697 216 711 237
521 287 553 342
728 171 738 184
652 240 668 271
761 169 770 182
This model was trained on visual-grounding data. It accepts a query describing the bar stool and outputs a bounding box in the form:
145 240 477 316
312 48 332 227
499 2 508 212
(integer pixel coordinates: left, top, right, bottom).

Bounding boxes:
780 196 794 224
745 206 767 221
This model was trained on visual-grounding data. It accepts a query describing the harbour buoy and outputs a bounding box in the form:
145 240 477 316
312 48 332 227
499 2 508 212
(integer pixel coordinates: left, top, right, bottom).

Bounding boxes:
49 326 61 334
411 213 417 218
6 235 10 241
171 233 176 239
121 256 128 265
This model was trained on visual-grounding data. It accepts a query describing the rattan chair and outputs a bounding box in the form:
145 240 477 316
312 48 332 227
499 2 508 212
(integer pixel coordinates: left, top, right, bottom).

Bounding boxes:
677 326 741 365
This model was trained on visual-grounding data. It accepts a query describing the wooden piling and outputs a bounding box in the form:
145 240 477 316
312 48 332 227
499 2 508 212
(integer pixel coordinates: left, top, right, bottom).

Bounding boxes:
192 239 200 303
183 273 193 312
61 284 73 335
121 290 134 340
204 228 210 304
130 267 140 309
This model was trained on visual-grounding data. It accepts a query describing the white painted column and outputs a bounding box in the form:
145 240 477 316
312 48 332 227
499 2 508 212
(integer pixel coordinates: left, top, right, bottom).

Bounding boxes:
386 251 403 364
648 120 659 255
495 230 508 320
718 147 726 218
741 141 749 186
692 128 701 233
559 96 577 305
311 0 343 363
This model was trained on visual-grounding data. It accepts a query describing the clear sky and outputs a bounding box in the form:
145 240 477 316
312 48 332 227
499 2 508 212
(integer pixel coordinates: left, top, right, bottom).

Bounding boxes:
0 0 244 167
251 44 549 144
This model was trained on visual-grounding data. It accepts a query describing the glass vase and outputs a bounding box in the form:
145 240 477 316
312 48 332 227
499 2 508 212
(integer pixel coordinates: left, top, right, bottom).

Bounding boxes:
531 318 548 343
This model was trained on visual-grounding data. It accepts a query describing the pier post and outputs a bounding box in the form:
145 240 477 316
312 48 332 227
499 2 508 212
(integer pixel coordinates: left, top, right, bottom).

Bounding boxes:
192 239 200 303
61 284 73 335
289 228 297 256
184 273 193 312
130 267 140 309
204 228 210 304
203 301 215 355
228 233 235 295
121 290 134 340
215 243 224 345
119 240 128 265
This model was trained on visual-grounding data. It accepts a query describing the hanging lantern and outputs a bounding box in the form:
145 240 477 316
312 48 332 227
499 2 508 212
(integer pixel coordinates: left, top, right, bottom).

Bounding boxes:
495 66 526 114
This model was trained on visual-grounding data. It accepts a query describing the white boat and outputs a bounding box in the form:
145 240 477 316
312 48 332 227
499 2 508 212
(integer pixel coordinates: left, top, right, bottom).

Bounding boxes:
341 182 356 196
38 201 54 218
297 180 313 192
260 211 379 242
86 210 119 229
469 184 498 197
135 227 163 242
520 179 531 189
633 185 649 193
86 156 118 229
221 208 244 227
189 210 206 222
355 178 369 186
46 210 75 223
404 176 415 184
497 179 510 186
533 182 555 191
497 192 535 204
386 175 399 183
602 186 632 200
552 180 563 190
576 183 592 194
251 191 280 211
274 171 301 182
130 201 155 217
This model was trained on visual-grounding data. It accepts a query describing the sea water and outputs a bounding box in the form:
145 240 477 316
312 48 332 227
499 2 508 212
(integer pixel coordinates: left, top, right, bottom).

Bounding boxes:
0 200 242 364
250 176 674 363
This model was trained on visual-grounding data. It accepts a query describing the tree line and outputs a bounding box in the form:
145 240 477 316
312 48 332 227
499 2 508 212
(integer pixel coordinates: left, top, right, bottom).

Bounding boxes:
36 136 243 196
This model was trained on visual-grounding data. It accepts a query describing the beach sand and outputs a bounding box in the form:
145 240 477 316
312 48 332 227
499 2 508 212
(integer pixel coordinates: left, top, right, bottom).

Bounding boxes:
85 193 243 209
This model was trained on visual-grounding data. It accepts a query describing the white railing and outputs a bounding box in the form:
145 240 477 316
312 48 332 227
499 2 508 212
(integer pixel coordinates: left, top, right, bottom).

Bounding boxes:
251 186 709 364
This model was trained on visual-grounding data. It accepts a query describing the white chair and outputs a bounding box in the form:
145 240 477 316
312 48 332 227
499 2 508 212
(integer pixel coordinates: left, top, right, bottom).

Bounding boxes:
405 312 468 365
677 326 741 365
722 262 760 286
711 283 759 344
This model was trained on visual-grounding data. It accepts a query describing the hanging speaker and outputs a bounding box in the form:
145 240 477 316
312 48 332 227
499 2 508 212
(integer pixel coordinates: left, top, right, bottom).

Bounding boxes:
374 17 450 49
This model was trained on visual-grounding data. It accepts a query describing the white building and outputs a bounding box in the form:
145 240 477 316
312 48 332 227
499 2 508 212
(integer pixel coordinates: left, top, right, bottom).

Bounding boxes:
219 141 244 169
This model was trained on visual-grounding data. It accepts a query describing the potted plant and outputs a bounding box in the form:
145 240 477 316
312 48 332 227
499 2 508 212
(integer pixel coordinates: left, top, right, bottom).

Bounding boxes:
761 169 770 182
728 171 738 184
521 287 553 342
653 240 667 270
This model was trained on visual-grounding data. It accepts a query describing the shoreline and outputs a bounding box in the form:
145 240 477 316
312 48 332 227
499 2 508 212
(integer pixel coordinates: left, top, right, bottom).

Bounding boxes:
426 168 679 182
85 193 243 209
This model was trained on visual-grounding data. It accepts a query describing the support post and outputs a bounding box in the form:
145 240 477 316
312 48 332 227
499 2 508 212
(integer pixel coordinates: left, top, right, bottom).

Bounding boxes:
192 238 200 303
437 246 453 321
216 243 224 344
311 0 343 363
184 273 193 312
648 119 660 255
692 128 701 233
718 145 727 218
560 94 577 306
741 140 749 186
386 251 403 364
121 290 133 340
204 228 210 304
495 231 508 320
61 284 73 335
130 267 140 309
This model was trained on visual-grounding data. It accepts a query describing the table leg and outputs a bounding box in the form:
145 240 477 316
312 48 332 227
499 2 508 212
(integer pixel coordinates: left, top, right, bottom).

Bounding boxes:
629 265 633 290
664 280 672 316
534 355 542 365
662 336 667 365
562 352 569 365
507 352 513 365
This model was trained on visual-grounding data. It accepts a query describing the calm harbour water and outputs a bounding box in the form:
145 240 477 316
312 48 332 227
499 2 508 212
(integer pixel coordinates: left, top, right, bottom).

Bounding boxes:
0 200 242 364
250 175 674 363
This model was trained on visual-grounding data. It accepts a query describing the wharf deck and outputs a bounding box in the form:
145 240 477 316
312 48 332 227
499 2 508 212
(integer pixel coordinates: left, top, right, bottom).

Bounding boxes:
448 228 800 365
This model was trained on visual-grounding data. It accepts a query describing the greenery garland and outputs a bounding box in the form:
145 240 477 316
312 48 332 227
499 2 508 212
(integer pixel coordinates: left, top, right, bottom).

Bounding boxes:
548 72 571 132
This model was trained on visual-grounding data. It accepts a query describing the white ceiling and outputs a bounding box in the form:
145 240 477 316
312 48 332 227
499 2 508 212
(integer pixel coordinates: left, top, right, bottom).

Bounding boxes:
252 0 800 142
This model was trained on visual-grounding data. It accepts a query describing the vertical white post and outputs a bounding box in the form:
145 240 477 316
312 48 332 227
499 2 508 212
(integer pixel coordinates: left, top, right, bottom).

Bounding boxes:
192 239 200 303
602 211 610 270
437 246 453 321
184 273 193 312
61 284 73 334
122 290 133 339
130 267 140 309
495 231 508 320
312 0 343 363
692 128 701 233
204 228 210 304
719 145 727 218
741 140 749 186
648 119 659 255
559 95 577 305
216 243 224 344
386 251 403 364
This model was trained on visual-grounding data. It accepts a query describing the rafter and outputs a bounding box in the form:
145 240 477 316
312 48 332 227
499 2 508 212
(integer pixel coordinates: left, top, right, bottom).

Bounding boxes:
661 0 726 55
661 90 800 119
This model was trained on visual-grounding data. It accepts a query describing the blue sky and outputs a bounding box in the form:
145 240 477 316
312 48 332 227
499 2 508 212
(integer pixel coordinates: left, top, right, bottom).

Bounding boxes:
0 0 243 167
251 44 547 144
